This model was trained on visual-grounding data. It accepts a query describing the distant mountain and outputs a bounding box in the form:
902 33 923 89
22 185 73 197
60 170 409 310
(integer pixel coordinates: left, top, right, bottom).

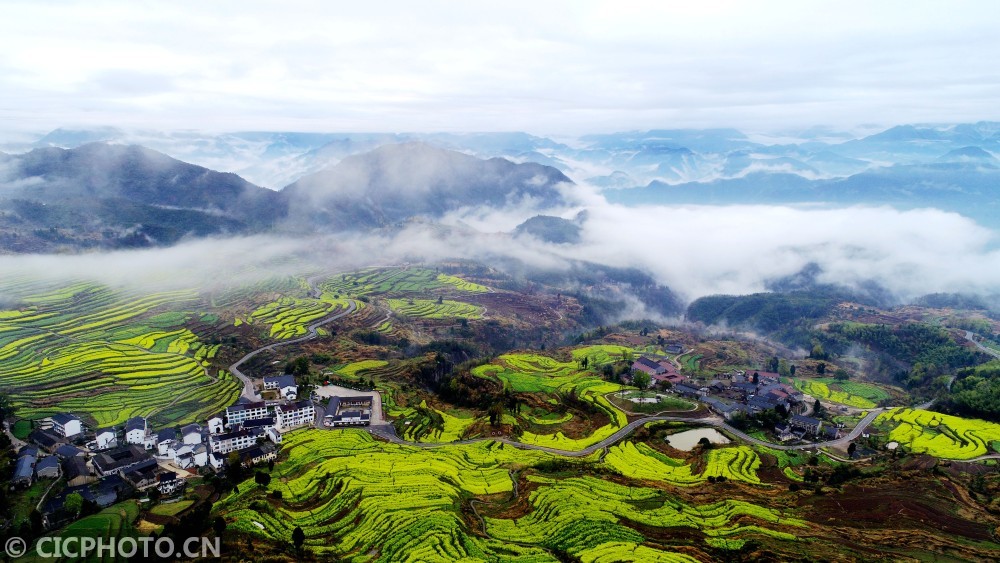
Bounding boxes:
937 146 997 163
282 142 572 230
0 143 285 251
607 161 1000 229
513 212 586 244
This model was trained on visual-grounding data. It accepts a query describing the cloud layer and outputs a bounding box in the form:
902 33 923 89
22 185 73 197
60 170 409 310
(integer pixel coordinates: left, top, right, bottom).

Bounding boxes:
2 199 997 308
1 1 999 134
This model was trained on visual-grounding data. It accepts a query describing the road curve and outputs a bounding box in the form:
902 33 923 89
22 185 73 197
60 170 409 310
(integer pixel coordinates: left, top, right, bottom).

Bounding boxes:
965 330 1000 360
365 407 887 458
229 300 358 401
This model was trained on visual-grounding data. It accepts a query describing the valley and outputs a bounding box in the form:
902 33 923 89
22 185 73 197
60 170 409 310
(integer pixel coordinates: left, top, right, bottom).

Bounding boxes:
2 262 999 562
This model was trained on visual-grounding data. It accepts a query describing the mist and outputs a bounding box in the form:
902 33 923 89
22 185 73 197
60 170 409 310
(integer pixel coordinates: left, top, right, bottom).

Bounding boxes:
2 190 999 312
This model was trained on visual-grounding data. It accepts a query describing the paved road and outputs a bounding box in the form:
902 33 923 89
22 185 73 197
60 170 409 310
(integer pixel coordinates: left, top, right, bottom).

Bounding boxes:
365 408 887 458
965 330 1000 359
229 300 357 401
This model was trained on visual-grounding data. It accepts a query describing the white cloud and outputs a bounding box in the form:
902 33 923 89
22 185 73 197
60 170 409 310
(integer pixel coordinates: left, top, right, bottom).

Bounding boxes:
1 1 999 134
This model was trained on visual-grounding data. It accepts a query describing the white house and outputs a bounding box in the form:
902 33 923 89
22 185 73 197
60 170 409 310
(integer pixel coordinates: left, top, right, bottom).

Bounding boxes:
263 375 298 400
51 414 83 438
275 401 316 430
209 453 225 471
157 439 174 457
157 472 183 495
207 414 225 435
225 402 270 427
192 444 209 467
181 424 203 445
210 429 257 454
95 428 117 450
171 443 207 468
265 427 283 444
124 417 147 445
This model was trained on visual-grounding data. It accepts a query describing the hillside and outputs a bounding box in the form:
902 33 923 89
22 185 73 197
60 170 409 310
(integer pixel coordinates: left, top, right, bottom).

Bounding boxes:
282 142 572 230
0 143 286 251
0 142 575 251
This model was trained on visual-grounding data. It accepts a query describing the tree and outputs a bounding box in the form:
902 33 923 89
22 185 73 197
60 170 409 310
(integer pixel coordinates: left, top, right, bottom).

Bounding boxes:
810 344 827 360
292 526 305 550
436 295 443 305
632 371 651 395
768 356 780 372
847 442 857 457
254 471 271 488
789 364 796 377
813 399 825 418
580 356 589 369
488 402 504 427
64 492 84 516
0 392 14 420
816 362 826 375
834 369 850 381
213 516 227 537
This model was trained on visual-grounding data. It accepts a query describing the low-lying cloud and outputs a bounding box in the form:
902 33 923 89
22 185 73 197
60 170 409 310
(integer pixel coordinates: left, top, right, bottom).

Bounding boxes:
1 197 998 310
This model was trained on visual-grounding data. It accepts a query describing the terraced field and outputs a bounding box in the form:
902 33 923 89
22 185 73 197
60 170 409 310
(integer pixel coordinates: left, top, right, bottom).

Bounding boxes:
216 429 801 561
877 408 1000 459
22 500 140 562
246 295 354 339
570 344 634 366
471 352 627 450
603 442 762 486
793 378 885 409
386 298 482 320
0 281 241 426
486 475 803 558
320 267 488 298
215 429 571 561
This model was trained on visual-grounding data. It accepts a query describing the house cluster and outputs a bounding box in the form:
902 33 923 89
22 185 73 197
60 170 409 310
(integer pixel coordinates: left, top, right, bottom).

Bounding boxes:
628 363 838 444
629 357 688 387
776 414 841 442
323 395 374 427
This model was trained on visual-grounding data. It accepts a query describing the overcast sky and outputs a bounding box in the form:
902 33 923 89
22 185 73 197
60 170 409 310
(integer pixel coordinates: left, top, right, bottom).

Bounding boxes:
2 0 999 135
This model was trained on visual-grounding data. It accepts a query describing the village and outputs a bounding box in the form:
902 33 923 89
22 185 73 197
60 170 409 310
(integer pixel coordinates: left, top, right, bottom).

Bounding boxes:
9 373 374 530
629 353 849 444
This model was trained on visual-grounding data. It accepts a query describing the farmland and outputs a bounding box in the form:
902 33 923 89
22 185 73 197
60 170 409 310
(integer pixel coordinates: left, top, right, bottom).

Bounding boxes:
471 352 628 451
215 429 805 561
602 442 762 486
485 475 802 557
320 267 489 298
246 295 353 339
215 429 570 560
386 298 482 320
22 501 140 562
792 378 886 409
0 280 241 426
877 408 1000 459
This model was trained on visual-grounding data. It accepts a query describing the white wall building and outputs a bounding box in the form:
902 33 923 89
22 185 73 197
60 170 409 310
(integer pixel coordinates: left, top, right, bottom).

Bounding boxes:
275 401 316 430
51 414 83 438
225 402 270 427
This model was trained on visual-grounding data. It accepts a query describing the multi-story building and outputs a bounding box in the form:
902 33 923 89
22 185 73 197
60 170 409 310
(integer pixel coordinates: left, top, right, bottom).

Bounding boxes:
225 402 270 427
274 401 316 430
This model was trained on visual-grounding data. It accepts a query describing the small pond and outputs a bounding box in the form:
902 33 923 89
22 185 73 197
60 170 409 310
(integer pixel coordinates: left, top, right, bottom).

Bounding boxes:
665 427 731 451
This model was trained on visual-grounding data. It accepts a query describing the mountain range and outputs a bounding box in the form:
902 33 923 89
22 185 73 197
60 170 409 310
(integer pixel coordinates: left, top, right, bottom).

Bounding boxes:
2 121 1000 252
0 142 572 252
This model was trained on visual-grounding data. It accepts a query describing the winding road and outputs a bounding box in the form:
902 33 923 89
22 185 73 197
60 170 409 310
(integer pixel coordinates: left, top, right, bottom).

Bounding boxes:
965 330 1000 360
223 282 989 463
229 300 358 401
365 408 886 458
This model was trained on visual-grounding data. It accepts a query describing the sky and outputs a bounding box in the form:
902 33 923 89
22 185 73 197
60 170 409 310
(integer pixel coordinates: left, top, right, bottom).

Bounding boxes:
1 0 999 136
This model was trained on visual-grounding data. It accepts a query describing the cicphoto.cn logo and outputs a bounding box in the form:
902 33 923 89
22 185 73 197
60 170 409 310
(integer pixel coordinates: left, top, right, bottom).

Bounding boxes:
5 536 221 559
